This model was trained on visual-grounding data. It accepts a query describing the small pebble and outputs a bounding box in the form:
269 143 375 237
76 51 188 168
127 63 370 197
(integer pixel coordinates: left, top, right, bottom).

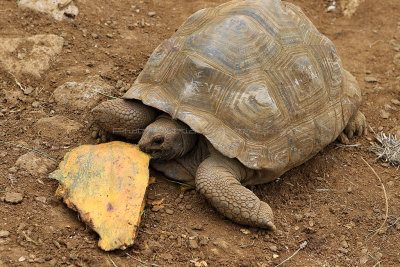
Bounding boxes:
347 187 352 193
391 99 400 105
240 228 250 235
106 33 113 38
384 104 397 111
0 230 10 238
341 240 349 248
373 85 384 92
365 76 378 83
4 192 23 204
91 33 99 39
148 11 156 17
380 110 390 119
35 196 46 203
32 101 40 108
19 256 26 262
188 238 199 249
269 245 278 252
191 223 204 230
185 204 192 210
52 240 61 249
326 6 335 12
214 239 229 250
35 258 45 263
294 214 303 221
165 209 174 215
115 80 124 89
199 236 209 245
23 86 34 95
91 131 98 139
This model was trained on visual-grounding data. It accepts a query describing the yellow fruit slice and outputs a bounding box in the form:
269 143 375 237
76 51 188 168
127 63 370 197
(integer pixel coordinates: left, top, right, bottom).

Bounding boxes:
50 141 150 251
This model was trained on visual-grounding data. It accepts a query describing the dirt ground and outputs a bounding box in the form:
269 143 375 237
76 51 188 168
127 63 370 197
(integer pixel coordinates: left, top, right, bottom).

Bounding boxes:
0 0 400 266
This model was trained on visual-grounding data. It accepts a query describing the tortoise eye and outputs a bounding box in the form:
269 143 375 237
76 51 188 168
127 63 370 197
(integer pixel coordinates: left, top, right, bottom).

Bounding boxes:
152 137 164 146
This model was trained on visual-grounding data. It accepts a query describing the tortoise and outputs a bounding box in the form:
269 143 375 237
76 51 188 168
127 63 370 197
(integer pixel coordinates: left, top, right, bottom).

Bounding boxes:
92 0 367 230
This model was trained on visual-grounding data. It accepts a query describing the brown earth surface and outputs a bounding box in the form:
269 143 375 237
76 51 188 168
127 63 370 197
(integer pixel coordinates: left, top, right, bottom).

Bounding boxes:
1 0 400 266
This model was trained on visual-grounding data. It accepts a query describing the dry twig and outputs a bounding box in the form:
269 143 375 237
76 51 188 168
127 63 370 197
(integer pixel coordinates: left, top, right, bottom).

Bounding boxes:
107 255 118 267
240 239 255 248
8 72 26 92
275 241 307 267
360 157 389 242
126 253 160 267
369 40 384 48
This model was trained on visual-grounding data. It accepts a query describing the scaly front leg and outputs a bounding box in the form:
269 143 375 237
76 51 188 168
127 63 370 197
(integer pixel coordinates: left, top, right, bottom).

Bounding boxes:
91 99 157 140
196 154 275 230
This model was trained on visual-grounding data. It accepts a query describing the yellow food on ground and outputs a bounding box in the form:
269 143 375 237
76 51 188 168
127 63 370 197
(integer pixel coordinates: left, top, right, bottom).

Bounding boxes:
50 141 150 251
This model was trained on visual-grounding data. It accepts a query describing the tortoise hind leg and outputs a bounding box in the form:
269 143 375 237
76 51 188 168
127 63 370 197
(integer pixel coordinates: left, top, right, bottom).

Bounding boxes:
196 154 276 230
91 99 157 140
338 110 368 144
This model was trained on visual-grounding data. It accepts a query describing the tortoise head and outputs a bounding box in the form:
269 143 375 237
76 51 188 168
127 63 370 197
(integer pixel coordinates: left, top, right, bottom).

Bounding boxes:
138 115 197 160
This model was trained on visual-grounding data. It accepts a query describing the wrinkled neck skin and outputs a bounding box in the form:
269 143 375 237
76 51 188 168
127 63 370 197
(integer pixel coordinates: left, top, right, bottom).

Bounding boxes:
138 114 198 161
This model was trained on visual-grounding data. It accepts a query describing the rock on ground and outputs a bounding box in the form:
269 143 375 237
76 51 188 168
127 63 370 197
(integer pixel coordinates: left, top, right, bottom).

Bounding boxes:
4 192 24 204
19 0 79 21
53 75 113 111
0 34 63 78
15 152 57 177
340 0 365 17
0 230 10 238
33 115 83 142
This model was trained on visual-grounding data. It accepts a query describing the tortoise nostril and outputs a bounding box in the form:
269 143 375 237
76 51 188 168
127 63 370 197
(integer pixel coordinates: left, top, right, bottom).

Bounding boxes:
152 137 164 146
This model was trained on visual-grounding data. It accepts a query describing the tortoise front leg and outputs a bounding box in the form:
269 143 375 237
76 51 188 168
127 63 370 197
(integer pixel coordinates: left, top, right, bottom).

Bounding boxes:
91 99 157 140
196 154 276 230
338 110 368 144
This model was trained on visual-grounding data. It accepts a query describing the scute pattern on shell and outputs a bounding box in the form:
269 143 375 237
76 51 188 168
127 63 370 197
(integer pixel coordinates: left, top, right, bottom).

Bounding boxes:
124 0 361 175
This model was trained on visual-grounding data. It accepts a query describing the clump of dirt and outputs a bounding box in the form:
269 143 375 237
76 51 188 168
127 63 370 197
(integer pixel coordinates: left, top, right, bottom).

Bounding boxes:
0 0 400 266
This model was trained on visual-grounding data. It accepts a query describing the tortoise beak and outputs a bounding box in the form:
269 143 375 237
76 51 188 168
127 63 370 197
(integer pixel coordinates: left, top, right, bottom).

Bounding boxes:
139 142 162 159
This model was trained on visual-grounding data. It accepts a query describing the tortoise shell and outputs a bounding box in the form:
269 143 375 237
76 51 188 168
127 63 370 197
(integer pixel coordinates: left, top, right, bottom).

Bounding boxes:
124 0 361 175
